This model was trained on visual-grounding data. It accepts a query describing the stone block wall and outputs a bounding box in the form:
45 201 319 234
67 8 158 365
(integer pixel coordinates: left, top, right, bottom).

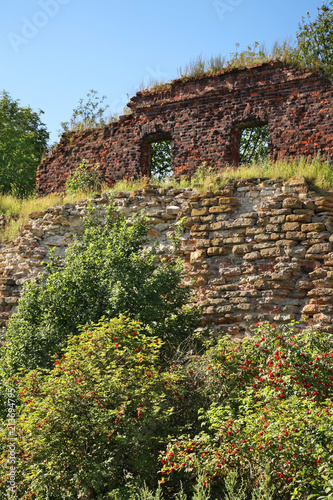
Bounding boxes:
1 177 333 338
37 62 333 195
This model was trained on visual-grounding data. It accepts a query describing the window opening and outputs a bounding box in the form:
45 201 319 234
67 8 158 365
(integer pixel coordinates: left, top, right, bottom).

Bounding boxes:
239 125 269 164
150 140 172 180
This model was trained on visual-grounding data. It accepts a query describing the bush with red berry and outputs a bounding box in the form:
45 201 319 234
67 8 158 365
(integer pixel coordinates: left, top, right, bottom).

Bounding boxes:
160 322 333 499
0 317 188 499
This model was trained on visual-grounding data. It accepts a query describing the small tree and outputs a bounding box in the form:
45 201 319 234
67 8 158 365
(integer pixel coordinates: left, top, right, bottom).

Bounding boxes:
0 90 49 196
297 1 333 76
59 89 109 134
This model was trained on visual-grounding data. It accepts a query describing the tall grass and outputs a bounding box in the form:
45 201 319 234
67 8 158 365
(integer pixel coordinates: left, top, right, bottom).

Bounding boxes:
141 39 301 92
177 40 298 80
0 189 109 242
144 156 333 192
0 157 332 243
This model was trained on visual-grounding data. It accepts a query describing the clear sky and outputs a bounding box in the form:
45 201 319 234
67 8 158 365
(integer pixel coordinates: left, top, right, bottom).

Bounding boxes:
0 0 324 144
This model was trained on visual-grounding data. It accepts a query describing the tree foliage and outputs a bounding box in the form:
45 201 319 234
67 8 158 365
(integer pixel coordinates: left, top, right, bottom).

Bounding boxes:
239 126 269 165
150 141 172 180
297 1 333 76
0 90 49 196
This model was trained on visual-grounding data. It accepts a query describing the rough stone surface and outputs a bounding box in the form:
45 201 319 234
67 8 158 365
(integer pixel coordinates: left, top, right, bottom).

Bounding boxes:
1 177 333 338
37 62 333 195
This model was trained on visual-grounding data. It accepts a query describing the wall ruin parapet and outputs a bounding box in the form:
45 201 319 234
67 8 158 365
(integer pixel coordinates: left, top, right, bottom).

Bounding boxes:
37 62 333 195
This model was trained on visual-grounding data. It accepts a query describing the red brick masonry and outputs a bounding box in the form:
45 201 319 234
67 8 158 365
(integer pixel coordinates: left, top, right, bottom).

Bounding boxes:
36 62 333 194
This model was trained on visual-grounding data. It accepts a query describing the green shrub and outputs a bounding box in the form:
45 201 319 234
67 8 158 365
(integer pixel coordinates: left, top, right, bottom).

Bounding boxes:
65 159 103 194
0 317 187 498
0 203 199 379
161 323 333 499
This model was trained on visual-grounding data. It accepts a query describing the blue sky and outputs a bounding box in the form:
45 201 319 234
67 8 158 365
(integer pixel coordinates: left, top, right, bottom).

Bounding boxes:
1 0 323 144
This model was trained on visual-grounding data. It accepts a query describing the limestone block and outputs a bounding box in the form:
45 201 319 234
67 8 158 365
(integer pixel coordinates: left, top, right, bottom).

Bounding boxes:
285 231 307 241
306 243 331 255
207 247 228 256
210 221 226 231
201 198 218 207
266 224 280 233
191 224 212 232
235 218 257 228
223 237 245 245
211 238 224 247
219 266 242 277
301 223 326 232
282 198 303 209
166 205 181 215
273 313 295 322
246 227 267 236
244 251 261 261
232 244 253 255
196 239 211 248
285 246 306 258
286 214 312 223
30 228 44 238
201 215 215 223
218 197 240 206
209 206 234 214
191 208 209 216
282 222 301 232
190 249 207 264
260 247 281 258
216 305 233 313
44 235 67 247
254 233 271 242
275 239 298 247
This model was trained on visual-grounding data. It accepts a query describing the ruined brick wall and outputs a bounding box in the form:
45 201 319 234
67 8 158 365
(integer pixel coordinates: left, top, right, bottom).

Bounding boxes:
36 62 333 195
1 177 333 338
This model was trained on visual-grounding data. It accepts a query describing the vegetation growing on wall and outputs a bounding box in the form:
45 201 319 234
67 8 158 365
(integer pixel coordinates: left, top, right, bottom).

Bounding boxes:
297 0 333 77
145 1 333 90
65 159 104 194
0 204 199 378
1 156 333 243
59 89 110 135
176 40 297 80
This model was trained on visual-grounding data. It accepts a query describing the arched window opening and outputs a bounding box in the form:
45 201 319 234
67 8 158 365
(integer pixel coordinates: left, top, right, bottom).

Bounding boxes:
151 140 172 179
239 124 269 165
140 133 172 180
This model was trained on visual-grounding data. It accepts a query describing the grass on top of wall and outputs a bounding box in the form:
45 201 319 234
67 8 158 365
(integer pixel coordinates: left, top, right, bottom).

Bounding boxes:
139 39 323 94
0 190 107 242
0 156 332 242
